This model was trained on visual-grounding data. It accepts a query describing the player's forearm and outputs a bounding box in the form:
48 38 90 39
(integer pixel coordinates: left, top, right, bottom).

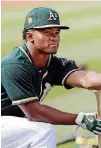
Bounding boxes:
82 72 101 90
66 71 101 90
26 104 77 125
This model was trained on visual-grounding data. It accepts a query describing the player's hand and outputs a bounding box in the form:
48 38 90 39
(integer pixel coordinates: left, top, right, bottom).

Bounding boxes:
75 112 101 135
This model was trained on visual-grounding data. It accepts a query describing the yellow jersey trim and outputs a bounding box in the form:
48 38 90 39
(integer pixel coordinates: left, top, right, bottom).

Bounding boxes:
12 97 39 105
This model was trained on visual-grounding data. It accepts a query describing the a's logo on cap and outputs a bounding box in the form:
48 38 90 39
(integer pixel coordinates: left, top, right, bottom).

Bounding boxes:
27 17 32 26
48 11 57 21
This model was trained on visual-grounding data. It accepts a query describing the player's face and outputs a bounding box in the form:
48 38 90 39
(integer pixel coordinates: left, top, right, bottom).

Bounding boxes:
31 28 60 54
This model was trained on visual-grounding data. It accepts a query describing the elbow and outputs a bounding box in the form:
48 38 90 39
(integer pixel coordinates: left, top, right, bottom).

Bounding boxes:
27 111 42 122
19 102 43 122
27 108 42 122
26 116 33 121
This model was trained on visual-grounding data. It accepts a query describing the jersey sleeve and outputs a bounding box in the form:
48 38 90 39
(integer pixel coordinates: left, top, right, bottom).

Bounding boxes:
52 57 81 89
1 62 39 105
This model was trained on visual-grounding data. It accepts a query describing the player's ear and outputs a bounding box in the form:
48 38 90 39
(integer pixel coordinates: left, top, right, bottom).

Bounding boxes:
26 30 34 42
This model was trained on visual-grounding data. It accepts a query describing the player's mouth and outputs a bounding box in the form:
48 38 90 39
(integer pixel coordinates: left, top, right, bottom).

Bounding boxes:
50 45 57 48
49 44 58 47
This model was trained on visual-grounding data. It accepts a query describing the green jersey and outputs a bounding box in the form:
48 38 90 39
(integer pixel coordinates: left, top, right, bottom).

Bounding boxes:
1 44 80 116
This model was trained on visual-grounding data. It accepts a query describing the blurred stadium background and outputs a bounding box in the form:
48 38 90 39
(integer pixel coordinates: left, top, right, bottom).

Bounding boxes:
1 1 101 148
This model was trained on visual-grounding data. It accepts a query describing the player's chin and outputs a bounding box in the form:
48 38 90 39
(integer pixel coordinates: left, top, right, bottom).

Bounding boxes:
40 46 58 54
47 46 58 54
42 50 57 55
46 49 57 54
47 51 57 54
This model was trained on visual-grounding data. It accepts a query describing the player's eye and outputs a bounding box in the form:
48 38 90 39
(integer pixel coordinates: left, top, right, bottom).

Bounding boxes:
56 31 60 35
44 30 50 35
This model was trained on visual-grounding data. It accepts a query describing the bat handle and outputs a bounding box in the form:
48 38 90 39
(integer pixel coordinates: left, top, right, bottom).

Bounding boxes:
94 91 101 117
94 90 101 148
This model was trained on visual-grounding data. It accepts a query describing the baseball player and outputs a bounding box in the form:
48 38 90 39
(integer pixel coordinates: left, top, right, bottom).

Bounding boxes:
1 7 101 148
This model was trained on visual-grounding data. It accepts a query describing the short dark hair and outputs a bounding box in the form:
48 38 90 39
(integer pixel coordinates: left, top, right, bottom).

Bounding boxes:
22 28 28 41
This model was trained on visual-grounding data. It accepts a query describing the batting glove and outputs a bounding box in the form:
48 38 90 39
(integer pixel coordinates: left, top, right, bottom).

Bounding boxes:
75 112 101 135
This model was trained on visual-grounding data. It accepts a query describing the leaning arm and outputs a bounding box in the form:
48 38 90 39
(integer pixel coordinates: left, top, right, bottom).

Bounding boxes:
65 70 101 90
19 101 77 125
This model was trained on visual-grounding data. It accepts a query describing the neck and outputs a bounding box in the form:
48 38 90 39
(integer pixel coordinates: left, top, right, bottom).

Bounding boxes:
26 42 50 68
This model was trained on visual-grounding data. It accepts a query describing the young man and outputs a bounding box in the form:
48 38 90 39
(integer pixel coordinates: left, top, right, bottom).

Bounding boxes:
1 7 101 148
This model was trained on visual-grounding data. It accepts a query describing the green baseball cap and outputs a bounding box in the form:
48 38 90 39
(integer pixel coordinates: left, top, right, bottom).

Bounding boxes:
24 7 69 30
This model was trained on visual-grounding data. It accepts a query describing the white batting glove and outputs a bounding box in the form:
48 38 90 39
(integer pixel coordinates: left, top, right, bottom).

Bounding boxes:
75 112 101 135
